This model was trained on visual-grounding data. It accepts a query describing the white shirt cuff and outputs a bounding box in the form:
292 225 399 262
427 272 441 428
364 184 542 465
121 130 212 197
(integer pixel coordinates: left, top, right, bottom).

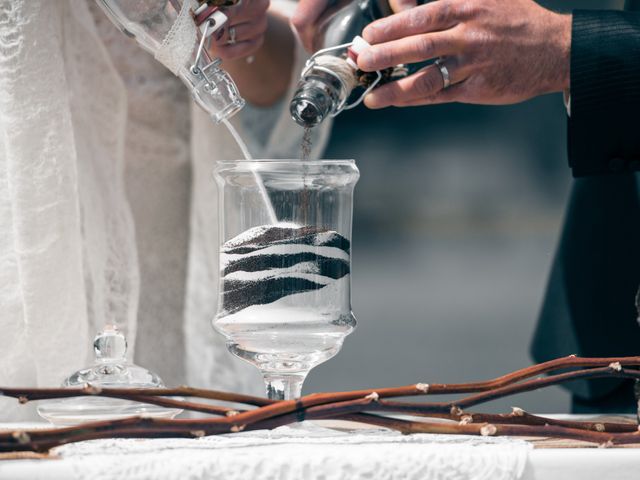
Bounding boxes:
563 90 571 117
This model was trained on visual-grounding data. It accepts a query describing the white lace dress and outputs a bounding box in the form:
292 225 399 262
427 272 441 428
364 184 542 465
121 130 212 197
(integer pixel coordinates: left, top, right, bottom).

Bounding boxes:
0 0 331 420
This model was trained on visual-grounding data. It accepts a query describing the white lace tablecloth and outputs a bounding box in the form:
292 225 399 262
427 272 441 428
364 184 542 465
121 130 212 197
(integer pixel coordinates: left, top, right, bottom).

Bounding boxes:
0 421 530 480
1 418 639 480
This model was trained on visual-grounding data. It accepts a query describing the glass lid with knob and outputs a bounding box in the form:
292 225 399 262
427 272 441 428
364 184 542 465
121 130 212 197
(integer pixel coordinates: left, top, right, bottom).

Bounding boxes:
37 325 182 426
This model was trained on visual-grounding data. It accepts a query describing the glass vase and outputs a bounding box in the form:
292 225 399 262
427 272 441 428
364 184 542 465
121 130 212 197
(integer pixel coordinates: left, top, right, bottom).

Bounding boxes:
213 160 359 400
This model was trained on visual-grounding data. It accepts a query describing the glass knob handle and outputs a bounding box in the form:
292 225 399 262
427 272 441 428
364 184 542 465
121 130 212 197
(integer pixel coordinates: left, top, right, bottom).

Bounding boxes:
93 325 127 363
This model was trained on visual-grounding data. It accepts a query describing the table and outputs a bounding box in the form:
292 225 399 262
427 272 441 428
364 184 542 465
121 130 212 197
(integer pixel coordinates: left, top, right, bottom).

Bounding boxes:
1 416 638 480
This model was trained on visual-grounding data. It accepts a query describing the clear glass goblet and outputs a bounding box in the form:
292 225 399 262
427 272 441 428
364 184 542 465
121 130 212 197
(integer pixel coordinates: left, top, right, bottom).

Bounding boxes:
213 160 359 400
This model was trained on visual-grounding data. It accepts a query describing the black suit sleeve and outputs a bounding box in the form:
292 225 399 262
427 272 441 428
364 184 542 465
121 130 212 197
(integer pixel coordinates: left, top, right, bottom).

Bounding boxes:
568 10 640 177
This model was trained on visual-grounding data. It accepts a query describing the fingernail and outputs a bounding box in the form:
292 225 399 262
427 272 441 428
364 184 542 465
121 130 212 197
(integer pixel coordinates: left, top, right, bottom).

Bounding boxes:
396 0 417 12
358 51 374 71
362 25 374 42
363 20 384 41
364 93 384 109
291 13 302 27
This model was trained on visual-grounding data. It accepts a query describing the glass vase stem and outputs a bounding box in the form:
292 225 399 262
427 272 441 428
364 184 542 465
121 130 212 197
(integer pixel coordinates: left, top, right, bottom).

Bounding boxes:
263 373 307 400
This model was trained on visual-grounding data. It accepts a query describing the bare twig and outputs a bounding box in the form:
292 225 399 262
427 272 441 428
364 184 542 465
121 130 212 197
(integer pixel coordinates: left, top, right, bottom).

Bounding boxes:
0 386 271 407
2 356 640 453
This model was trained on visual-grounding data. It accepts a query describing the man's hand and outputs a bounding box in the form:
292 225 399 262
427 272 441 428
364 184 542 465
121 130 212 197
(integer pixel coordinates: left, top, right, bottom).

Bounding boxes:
357 0 571 108
292 0 417 53
210 0 271 60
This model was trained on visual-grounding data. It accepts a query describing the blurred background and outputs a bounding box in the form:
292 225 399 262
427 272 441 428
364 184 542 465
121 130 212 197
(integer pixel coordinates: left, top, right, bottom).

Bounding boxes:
304 0 625 413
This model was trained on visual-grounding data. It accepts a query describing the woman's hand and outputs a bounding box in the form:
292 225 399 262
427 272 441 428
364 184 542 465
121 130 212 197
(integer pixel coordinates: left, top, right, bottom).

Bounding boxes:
357 0 571 109
291 0 331 52
292 0 417 53
208 5 294 108
210 0 271 60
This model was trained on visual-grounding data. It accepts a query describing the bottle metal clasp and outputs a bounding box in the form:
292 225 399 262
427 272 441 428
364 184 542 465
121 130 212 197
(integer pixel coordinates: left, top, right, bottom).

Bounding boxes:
190 14 226 88
302 42 383 116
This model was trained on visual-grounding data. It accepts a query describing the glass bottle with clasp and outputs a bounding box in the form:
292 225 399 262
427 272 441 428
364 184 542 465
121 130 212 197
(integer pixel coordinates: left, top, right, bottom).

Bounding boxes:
289 0 415 128
96 0 245 123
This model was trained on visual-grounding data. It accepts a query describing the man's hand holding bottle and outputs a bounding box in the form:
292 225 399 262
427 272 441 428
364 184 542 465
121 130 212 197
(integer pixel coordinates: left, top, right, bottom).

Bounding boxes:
292 0 572 110
358 0 571 108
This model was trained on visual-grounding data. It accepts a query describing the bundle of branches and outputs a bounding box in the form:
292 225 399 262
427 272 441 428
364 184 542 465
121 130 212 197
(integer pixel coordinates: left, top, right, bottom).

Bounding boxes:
2 355 640 454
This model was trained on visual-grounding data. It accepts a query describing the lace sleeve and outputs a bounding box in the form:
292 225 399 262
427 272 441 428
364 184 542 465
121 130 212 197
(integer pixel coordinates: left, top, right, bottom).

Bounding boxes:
0 0 138 423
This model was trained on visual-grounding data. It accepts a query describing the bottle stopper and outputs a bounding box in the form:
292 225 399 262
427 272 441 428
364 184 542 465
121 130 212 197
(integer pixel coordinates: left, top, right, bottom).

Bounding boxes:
347 36 371 68
194 3 228 37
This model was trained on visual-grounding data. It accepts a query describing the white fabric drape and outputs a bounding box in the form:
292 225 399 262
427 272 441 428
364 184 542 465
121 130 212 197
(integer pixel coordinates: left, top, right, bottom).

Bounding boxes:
0 0 331 420
0 0 138 420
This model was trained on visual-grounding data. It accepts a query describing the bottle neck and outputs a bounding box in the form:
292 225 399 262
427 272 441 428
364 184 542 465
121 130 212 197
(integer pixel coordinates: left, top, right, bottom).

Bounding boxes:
291 53 363 128
290 1 393 128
